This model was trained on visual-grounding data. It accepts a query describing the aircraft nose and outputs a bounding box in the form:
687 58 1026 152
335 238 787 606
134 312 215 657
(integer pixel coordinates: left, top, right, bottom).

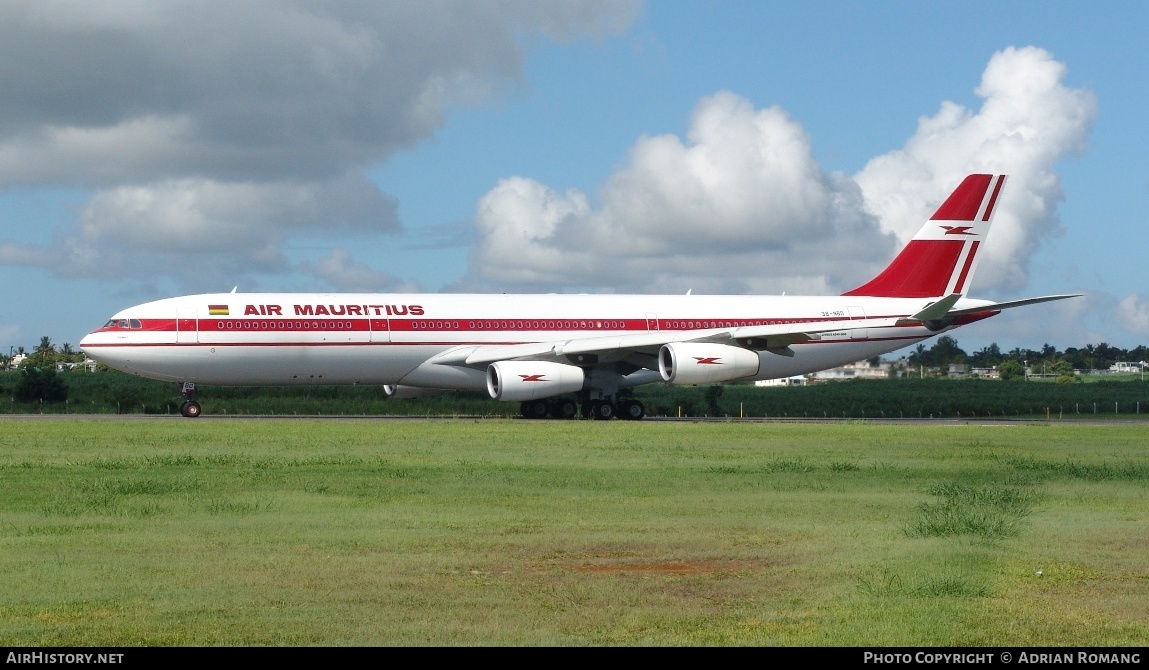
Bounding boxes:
78 328 115 365
79 331 97 354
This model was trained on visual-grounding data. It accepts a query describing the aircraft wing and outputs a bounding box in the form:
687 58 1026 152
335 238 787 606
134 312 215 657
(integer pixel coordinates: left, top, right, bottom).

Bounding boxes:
455 315 906 367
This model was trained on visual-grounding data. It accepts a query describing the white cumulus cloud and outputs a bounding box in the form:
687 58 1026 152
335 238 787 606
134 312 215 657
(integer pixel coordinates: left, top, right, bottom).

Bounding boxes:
0 1 640 283
856 46 1097 293
470 46 1097 297
307 248 420 293
473 91 894 294
1116 294 1149 337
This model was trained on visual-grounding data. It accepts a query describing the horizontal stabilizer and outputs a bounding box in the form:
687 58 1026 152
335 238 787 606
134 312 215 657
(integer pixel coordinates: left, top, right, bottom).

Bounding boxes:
945 294 1083 317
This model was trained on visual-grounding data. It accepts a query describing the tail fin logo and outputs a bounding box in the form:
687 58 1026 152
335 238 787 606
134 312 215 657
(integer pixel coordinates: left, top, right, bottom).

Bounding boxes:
940 225 975 235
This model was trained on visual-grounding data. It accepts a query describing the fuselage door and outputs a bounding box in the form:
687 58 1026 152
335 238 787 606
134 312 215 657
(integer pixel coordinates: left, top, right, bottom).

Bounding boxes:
846 305 867 340
646 312 659 332
176 307 198 344
370 316 390 343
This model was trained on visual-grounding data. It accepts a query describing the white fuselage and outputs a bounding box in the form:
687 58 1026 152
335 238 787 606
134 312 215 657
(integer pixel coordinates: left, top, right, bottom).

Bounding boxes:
79 292 993 391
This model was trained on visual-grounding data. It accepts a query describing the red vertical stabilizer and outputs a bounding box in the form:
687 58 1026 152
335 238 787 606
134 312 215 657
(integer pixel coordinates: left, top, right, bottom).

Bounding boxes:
843 174 1005 298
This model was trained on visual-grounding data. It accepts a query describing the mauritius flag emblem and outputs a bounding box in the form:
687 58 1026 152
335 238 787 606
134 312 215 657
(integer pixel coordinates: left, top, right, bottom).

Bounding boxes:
208 305 229 316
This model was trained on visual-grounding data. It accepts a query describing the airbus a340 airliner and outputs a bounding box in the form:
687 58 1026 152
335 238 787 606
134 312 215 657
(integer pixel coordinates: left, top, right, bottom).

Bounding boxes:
80 174 1077 419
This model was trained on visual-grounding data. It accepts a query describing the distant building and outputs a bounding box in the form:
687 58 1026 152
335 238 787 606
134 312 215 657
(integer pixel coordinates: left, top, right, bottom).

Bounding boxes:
56 359 99 372
1110 361 1144 374
754 376 807 387
810 359 890 382
970 367 1000 379
947 363 969 378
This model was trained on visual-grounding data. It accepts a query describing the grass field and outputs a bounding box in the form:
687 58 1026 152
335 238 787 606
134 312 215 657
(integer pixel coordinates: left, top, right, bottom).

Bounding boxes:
1 418 1147 645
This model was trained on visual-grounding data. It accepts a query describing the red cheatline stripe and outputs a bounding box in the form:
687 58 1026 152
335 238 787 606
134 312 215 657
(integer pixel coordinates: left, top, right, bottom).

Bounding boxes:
981 176 1004 221
85 312 997 351
83 333 932 349
97 313 910 334
200 318 372 332
951 241 980 294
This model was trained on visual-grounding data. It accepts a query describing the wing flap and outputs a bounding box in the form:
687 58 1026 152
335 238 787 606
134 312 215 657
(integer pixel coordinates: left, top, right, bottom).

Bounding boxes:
464 342 556 365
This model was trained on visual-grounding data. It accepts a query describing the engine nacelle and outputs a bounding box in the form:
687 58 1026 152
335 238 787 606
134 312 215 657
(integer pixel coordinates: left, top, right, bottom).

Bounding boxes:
382 385 444 399
487 361 585 402
658 342 761 385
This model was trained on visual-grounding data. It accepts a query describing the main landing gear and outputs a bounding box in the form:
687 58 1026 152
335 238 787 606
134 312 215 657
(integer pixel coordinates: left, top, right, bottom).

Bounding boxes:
519 396 644 421
178 381 201 418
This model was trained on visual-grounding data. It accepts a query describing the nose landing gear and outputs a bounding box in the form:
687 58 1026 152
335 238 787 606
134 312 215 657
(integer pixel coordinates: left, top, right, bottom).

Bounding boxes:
178 381 201 418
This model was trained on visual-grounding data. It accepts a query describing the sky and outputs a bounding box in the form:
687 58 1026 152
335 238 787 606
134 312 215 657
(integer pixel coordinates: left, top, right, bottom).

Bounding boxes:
1 1 1147 357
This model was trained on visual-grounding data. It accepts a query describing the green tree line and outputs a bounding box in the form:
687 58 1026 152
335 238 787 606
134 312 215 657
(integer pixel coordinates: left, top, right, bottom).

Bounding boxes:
3 369 1147 418
907 336 1147 379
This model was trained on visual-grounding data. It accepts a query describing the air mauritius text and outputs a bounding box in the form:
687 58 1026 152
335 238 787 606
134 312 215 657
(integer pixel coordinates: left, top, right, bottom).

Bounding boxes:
6 653 123 664
242 304 425 317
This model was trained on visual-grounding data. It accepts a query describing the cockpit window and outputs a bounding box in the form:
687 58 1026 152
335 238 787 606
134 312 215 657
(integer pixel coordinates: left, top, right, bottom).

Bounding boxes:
129 319 142 329
103 319 131 329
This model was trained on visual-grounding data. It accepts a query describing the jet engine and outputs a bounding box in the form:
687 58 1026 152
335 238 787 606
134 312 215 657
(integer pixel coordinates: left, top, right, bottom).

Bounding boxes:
658 343 760 385
486 361 586 401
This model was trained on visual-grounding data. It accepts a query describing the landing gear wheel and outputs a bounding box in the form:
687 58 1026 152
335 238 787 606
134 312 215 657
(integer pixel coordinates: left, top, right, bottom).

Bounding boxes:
549 398 577 420
588 400 615 421
619 399 645 420
520 399 550 419
177 381 200 418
